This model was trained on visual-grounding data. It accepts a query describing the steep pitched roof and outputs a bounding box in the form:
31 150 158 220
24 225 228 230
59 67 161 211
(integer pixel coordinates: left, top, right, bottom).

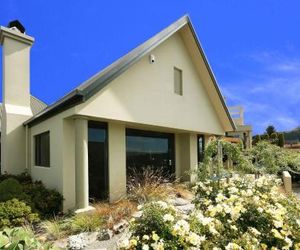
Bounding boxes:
24 15 235 130
0 96 47 131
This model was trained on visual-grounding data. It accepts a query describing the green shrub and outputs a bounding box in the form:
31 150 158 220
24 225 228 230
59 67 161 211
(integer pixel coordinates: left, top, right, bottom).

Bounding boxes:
261 133 270 141
70 213 103 233
252 135 261 145
0 174 63 217
0 227 52 249
0 199 39 229
270 132 279 145
121 176 300 249
0 172 32 184
23 181 63 217
278 133 285 147
0 178 29 202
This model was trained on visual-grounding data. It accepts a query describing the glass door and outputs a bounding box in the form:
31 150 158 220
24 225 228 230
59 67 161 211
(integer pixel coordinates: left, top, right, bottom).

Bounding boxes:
88 121 108 201
126 129 175 178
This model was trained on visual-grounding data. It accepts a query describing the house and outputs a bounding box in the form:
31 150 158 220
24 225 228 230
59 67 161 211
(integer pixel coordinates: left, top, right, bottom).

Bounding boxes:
226 106 252 149
0 16 235 212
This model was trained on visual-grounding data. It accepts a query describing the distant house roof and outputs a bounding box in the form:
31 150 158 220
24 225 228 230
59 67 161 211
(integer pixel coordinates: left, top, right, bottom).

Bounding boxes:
0 96 47 132
23 15 235 130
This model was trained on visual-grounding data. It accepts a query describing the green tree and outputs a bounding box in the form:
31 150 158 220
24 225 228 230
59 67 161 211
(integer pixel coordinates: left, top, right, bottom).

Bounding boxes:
270 132 278 145
278 133 285 147
261 133 270 141
252 135 261 145
266 125 276 136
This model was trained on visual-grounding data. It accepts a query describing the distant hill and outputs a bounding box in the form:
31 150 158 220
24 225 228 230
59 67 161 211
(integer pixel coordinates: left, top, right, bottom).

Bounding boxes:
283 126 300 143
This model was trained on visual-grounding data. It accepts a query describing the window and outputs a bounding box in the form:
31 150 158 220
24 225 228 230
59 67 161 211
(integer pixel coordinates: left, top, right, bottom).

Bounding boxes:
197 135 205 164
174 67 183 95
35 131 50 167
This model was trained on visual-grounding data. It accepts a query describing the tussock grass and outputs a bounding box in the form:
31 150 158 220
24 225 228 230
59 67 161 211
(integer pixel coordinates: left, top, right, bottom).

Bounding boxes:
127 167 175 203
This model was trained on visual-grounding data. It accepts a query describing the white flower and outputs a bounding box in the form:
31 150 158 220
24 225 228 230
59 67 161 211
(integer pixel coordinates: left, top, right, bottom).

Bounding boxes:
173 219 190 236
257 207 264 213
156 201 168 209
142 235 150 240
187 232 205 246
142 244 150 250
163 213 174 222
225 242 241 250
137 204 143 210
273 220 283 228
249 227 261 236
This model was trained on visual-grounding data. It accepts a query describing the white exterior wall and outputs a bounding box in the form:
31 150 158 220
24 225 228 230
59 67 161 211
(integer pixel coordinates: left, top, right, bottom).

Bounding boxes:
1 28 34 174
75 33 225 135
29 110 75 211
108 122 126 202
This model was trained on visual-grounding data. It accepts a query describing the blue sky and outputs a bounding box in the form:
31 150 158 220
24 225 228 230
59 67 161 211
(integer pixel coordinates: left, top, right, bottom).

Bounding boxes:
1 1 300 134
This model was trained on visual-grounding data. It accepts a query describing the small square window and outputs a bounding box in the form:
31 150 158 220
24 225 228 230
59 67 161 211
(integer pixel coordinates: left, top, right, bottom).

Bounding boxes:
174 67 183 95
35 131 50 167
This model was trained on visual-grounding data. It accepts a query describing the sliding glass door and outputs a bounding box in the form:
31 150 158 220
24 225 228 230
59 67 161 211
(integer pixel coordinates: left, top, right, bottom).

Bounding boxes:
88 121 108 201
126 129 175 177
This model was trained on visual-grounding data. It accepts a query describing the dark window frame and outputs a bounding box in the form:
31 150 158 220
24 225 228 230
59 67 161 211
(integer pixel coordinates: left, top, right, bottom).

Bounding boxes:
35 131 50 167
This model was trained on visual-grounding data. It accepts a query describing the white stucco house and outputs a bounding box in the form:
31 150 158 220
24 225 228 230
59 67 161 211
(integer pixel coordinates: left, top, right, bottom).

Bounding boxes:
0 16 235 212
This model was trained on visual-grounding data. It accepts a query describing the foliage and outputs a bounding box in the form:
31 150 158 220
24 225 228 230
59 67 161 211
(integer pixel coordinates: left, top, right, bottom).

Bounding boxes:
270 132 279 145
197 139 255 181
121 176 300 249
252 135 261 145
23 181 63 217
119 201 206 249
0 199 39 229
70 213 103 234
0 227 54 250
261 133 270 141
250 141 288 174
0 172 32 184
278 133 285 147
127 167 174 203
266 125 276 136
0 175 63 218
94 199 137 229
0 178 29 202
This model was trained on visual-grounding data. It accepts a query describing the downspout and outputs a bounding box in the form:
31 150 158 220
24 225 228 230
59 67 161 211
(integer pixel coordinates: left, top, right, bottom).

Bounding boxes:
25 125 29 172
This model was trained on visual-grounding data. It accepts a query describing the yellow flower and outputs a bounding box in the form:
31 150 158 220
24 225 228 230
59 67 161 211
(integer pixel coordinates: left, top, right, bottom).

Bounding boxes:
152 232 159 241
271 229 284 240
260 243 268 250
130 239 138 246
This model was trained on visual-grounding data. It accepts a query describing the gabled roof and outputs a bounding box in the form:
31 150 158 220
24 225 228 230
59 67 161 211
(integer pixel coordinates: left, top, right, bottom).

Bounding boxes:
0 95 47 131
24 15 235 130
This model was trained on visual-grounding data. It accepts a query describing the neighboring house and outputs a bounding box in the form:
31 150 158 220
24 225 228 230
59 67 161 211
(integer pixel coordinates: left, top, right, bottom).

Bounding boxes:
226 106 252 149
0 16 235 212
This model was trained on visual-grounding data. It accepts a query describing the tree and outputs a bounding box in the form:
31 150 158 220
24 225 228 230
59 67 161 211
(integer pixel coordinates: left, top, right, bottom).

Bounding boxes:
278 133 285 147
270 132 278 145
261 133 270 141
252 135 261 146
266 125 276 136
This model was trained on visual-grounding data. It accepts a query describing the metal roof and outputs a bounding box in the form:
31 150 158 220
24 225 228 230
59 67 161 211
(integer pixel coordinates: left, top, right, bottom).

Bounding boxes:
24 15 235 130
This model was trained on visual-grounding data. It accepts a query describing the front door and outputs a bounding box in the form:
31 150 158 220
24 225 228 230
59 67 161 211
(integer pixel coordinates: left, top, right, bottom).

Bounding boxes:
88 121 108 201
126 129 175 178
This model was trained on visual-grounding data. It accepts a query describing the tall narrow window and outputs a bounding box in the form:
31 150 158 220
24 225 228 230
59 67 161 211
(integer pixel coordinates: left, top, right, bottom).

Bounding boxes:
174 67 183 95
197 135 205 164
35 131 50 167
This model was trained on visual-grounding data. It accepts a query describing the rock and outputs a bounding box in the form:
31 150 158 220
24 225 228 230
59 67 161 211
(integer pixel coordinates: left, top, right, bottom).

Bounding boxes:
68 232 98 250
132 211 142 218
171 197 190 206
98 229 113 241
113 219 129 234
53 238 68 249
176 204 195 214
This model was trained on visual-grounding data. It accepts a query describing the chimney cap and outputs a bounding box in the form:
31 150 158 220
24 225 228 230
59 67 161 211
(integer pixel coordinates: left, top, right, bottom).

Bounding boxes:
8 20 25 34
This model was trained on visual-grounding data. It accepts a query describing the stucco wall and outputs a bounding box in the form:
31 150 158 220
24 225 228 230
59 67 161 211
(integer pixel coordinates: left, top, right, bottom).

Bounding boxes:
75 33 225 135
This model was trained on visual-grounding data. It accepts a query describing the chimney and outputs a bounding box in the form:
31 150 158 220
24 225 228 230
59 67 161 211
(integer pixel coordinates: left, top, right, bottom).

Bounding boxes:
0 20 34 174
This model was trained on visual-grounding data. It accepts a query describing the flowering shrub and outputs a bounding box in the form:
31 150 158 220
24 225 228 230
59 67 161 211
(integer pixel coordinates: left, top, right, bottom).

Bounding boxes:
120 176 300 249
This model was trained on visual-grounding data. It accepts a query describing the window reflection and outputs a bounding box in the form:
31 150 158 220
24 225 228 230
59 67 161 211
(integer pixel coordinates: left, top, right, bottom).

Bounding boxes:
126 129 175 177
